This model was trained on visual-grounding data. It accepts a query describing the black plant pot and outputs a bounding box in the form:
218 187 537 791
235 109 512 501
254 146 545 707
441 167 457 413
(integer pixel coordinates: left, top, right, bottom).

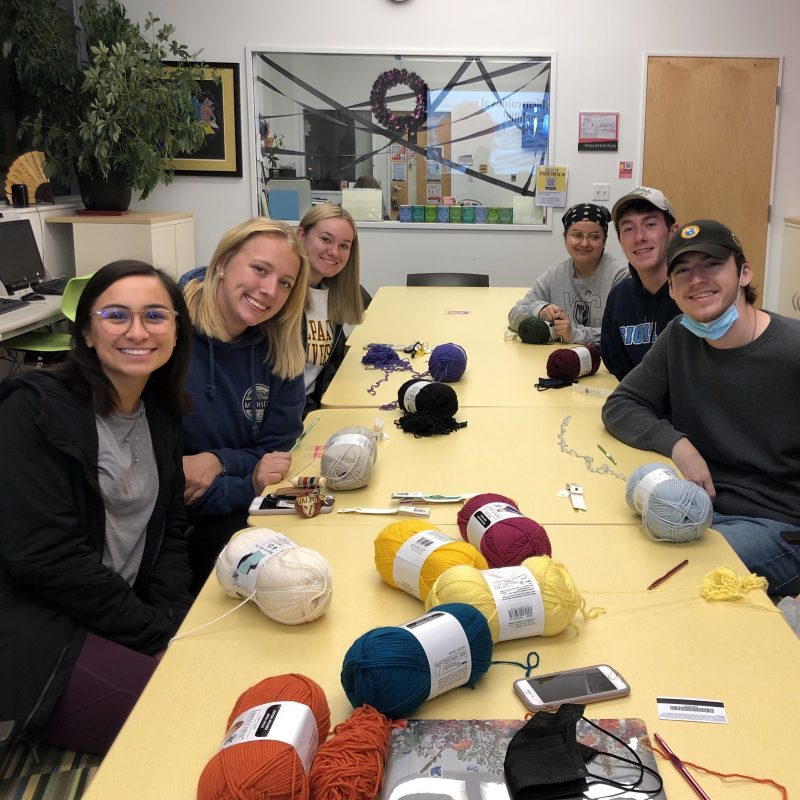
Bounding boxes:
78 170 132 212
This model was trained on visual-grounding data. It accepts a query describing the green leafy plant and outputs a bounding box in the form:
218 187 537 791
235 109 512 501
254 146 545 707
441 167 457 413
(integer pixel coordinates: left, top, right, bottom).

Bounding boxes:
2 0 208 199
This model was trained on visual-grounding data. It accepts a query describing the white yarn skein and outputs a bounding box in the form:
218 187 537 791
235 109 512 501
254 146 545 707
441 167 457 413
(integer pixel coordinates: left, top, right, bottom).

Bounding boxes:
626 463 712 542
216 527 332 625
320 426 378 490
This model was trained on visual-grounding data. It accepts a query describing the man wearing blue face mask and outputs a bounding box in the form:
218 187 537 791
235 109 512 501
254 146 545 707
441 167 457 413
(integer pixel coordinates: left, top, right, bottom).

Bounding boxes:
602 220 800 596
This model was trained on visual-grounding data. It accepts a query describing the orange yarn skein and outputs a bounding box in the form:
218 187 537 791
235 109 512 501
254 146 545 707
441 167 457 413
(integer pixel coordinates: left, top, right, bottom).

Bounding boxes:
309 705 392 800
197 673 331 800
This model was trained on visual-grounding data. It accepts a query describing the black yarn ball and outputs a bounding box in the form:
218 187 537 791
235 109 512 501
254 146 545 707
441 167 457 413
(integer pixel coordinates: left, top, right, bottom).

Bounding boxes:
518 317 552 344
395 379 466 437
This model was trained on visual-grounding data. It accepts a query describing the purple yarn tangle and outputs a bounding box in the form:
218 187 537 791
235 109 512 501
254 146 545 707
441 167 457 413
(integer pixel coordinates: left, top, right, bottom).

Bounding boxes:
362 344 422 409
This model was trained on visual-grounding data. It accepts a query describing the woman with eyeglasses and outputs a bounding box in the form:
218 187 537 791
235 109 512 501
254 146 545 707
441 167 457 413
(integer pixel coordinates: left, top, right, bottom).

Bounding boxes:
0 261 194 755
181 219 308 592
508 203 628 345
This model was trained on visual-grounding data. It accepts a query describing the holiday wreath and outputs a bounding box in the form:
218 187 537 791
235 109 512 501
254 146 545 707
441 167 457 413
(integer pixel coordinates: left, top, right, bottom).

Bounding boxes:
370 69 427 134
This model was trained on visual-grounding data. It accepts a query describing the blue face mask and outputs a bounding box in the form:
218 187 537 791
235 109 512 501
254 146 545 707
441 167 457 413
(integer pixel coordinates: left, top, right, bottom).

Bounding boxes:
679 287 741 340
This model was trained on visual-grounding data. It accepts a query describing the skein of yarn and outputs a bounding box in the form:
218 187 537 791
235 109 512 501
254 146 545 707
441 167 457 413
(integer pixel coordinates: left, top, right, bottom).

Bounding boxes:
456 493 552 567
374 518 488 602
395 379 466 437
428 343 468 382
321 426 378 490
340 603 493 719
197 673 331 800
546 344 601 381
426 556 602 641
216 528 333 625
517 317 554 344
626 463 712 542
308 705 392 800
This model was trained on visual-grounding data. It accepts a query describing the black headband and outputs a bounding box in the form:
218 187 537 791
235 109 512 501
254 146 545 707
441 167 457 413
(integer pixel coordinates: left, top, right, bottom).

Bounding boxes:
561 203 611 234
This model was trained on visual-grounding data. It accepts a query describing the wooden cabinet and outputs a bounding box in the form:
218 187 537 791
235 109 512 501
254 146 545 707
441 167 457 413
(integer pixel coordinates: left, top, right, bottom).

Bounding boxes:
47 211 195 280
777 217 800 320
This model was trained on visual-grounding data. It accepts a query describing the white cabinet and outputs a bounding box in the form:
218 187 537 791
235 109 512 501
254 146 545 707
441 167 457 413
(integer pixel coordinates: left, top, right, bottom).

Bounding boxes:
47 211 195 280
778 217 800 320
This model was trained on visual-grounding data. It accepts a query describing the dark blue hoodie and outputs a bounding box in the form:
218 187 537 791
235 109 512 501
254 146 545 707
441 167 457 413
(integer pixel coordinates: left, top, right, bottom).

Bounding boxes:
181 269 304 517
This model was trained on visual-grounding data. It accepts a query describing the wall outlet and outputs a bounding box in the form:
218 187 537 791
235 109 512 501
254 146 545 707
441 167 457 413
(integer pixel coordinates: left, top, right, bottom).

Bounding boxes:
592 182 610 201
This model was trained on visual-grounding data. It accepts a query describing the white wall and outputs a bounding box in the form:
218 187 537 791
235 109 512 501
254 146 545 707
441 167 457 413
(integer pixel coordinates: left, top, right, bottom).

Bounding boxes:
124 0 800 306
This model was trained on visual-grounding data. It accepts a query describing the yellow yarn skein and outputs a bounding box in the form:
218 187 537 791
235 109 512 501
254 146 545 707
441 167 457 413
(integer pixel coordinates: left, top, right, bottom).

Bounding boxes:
425 556 603 642
374 519 488 602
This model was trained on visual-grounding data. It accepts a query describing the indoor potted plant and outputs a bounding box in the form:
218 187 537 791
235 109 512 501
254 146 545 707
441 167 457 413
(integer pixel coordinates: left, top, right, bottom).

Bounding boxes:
2 0 207 210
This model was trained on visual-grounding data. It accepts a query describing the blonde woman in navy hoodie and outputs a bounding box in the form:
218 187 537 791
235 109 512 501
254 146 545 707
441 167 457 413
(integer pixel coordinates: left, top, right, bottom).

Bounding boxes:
182 219 309 590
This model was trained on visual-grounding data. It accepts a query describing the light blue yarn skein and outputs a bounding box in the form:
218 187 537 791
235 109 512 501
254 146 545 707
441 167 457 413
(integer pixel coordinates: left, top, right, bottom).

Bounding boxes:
626 462 712 542
340 602 493 719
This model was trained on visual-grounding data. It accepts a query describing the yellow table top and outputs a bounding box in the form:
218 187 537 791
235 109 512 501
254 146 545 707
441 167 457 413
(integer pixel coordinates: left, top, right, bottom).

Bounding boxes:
324 286 618 408
82 523 799 800
252 407 657 528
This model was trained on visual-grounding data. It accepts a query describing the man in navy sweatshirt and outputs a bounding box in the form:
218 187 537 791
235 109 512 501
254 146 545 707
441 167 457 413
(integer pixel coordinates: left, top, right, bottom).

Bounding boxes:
600 187 681 379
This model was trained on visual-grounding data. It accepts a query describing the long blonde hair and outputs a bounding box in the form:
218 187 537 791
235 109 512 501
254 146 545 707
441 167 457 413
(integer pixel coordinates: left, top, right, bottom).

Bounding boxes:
299 205 364 325
184 218 308 379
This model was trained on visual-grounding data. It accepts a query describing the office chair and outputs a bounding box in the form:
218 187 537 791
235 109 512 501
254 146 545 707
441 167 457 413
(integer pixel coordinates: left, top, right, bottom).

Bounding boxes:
407 272 490 287
2 274 92 370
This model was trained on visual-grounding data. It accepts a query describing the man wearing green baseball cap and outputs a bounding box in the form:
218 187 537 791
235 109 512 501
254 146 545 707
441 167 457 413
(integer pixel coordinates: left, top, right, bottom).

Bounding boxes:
602 219 800 596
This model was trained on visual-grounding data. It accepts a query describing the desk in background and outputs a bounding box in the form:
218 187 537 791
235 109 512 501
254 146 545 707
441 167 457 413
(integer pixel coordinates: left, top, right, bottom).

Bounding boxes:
81 521 799 799
0 295 63 342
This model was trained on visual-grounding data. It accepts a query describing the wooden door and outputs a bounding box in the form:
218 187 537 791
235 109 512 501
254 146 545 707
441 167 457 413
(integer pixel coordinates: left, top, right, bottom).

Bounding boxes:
643 56 780 303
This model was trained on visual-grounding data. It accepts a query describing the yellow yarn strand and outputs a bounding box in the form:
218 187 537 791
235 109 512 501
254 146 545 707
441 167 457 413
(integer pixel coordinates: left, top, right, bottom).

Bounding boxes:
700 565 769 602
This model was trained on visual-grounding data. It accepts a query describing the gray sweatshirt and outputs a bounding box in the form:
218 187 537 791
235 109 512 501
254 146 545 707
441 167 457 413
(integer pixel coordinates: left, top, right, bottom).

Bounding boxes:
508 251 628 345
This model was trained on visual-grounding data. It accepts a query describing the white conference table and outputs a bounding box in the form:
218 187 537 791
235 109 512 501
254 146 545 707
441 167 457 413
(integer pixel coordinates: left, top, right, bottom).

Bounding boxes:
0 294 63 341
81 521 800 800
250 407 658 528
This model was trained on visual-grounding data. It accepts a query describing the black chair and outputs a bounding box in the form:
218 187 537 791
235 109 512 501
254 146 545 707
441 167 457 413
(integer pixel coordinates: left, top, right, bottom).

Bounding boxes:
406 272 490 287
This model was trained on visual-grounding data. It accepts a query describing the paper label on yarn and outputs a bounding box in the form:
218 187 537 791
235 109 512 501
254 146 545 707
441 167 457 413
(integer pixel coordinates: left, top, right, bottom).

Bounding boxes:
392 530 452 599
402 611 472 700
218 700 318 771
327 433 373 452
483 566 545 640
572 346 593 377
403 381 430 413
231 534 297 594
633 468 674 513
465 502 523 549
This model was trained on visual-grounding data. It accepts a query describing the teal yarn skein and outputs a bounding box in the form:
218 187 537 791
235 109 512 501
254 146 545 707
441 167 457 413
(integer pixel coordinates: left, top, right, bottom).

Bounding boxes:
340 602 493 719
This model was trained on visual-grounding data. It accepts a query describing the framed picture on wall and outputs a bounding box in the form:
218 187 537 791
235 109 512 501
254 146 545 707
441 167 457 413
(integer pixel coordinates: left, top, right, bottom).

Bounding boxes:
166 61 242 177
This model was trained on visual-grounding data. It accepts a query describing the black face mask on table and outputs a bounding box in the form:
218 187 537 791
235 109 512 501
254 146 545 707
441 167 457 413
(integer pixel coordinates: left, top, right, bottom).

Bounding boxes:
503 703 595 800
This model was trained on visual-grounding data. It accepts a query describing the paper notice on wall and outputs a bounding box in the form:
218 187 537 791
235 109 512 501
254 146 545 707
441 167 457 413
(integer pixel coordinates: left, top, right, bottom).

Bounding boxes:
534 166 567 207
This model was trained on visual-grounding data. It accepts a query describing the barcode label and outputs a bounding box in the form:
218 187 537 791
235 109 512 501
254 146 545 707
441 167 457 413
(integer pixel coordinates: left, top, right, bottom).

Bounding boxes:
507 605 533 620
657 696 727 724
417 537 434 547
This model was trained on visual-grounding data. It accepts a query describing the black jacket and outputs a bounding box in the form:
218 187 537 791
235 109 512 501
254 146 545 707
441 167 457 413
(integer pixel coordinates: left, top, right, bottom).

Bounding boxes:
0 371 193 744
600 265 681 380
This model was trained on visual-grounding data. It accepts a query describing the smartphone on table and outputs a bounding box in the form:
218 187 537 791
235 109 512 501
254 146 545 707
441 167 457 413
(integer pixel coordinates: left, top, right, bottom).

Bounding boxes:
514 664 630 711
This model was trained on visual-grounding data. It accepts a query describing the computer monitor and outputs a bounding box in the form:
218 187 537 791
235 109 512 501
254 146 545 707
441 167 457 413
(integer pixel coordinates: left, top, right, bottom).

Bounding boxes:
267 178 312 221
0 219 46 293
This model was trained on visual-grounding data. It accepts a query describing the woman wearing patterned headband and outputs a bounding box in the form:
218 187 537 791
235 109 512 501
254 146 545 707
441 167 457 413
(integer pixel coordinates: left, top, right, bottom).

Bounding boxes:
508 203 627 345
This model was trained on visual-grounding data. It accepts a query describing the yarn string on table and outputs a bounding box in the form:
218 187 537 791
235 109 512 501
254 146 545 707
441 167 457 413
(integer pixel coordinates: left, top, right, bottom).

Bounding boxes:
626 463 712 542
394 378 467 437
361 345 422 406
546 344 601 381
456 493 552 567
308 705 392 800
700 566 771 602
320 425 379 490
426 556 604 642
197 673 331 800
215 527 333 625
374 518 488 602
428 343 468 382
340 603 493 719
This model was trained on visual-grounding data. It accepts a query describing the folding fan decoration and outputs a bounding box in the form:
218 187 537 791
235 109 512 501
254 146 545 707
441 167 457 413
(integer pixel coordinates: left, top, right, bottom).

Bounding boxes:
4 151 54 204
